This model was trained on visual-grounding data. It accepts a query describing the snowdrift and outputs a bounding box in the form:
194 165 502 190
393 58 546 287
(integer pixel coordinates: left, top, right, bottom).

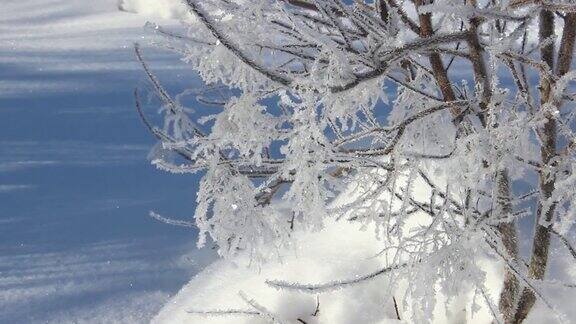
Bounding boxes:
153 218 503 324
118 0 191 20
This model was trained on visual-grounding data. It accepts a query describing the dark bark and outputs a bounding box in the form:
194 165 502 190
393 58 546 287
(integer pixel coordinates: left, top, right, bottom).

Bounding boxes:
556 14 576 78
456 4 521 319
496 171 521 324
513 9 557 324
414 0 459 114
465 0 491 127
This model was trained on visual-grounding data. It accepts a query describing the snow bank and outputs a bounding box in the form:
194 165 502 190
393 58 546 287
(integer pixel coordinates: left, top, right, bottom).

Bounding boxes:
118 0 191 20
153 219 502 324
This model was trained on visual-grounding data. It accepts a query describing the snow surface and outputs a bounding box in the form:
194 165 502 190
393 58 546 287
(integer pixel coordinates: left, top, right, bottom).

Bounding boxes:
153 219 503 324
0 0 216 322
118 0 192 20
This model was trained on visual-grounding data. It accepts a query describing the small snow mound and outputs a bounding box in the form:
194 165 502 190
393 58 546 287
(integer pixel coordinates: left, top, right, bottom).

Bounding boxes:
152 220 501 324
118 0 191 20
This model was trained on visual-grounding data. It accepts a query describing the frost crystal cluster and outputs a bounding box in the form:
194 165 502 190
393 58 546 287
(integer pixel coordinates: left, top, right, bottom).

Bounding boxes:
136 0 576 322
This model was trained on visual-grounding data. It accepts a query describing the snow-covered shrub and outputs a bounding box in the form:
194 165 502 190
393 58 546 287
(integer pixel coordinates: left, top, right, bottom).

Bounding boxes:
133 0 576 322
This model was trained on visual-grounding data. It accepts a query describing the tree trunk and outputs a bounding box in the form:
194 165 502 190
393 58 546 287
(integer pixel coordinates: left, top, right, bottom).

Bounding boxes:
496 171 521 323
461 2 521 320
413 0 458 111
512 9 557 323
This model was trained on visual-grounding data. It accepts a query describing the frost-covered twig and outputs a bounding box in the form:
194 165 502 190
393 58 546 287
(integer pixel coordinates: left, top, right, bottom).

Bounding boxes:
239 291 286 324
185 0 293 86
149 211 195 228
187 309 260 316
266 262 409 292
551 228 576 261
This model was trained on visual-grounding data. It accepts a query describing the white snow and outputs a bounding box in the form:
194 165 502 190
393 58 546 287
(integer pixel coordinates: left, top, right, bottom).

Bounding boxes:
0 1 206 322
118 0 192 20
153 216 576 323
153 218 503 324
0 0 185 95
